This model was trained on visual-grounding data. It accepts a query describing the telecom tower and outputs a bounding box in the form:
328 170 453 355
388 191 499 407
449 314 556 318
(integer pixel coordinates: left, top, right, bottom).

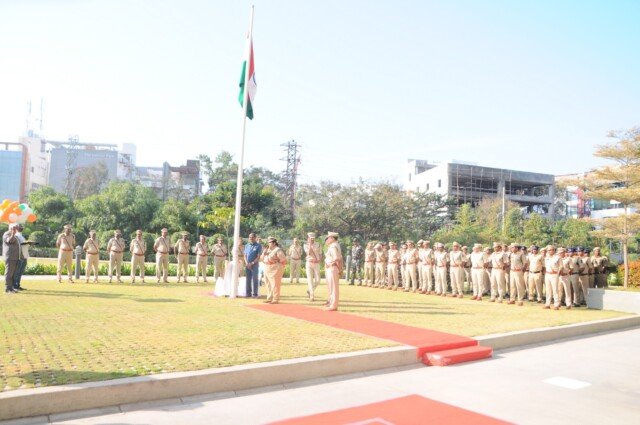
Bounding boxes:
280 140 301 215
65 135 80 197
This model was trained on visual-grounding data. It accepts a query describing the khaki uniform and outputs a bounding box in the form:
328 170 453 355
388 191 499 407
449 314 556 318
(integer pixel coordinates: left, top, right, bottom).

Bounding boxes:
489 251 506 302
130 238 147 282
449 250 465 296
106 237 125 282
509 251 527 303
56 232 76 281
420 247 435 293
83 237 100 283
403 248 419 291
463 253 472 292
387 249 401 289
527 253 544 302
195 242 209 282
587 255 595 288
364 248 375 286
470 251 487 298
579 254 591 303
569 255 583 305
374 248 387 287
324 241 343 310
262 246 287 303
559 256 574 307
304 241 322 298
592 255 609 288
434 250 449 295
211 243 228 279
544 254 562 308
483 250 492 294
175 239 191 282
288 244 303 283
154 236 170 282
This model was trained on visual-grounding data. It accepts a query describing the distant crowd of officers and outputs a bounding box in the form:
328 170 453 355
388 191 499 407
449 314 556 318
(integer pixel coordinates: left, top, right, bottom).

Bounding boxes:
345 240 609 310
52 225 611 310
55 226 229 284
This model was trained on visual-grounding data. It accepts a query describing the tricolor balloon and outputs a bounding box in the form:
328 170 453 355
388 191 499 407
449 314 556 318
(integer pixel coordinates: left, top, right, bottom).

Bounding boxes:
0 199 38 224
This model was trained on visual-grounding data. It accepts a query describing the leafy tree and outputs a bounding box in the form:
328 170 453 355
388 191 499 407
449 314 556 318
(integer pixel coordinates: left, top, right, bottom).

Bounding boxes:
73 162 108 200
522 212 552 246
76 181 160 237
579 127 640 288
151 199 200 234
26 186 76 236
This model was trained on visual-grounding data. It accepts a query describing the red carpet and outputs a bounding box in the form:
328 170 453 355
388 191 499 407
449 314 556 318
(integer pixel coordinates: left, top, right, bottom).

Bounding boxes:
248 303 489 361
269 394 512 424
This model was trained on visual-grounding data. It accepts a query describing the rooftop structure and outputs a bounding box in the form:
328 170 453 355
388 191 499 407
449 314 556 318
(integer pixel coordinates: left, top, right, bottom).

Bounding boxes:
405 159 556 216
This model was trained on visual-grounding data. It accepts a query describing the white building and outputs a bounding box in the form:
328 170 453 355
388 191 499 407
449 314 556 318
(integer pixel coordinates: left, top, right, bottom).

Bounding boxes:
405 159 556 216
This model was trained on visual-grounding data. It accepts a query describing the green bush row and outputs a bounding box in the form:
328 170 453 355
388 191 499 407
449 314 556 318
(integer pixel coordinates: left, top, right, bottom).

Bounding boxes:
0 261 318 278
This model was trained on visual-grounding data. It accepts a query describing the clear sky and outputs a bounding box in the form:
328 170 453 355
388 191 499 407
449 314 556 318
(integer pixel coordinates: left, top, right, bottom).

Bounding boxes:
1 0 638 185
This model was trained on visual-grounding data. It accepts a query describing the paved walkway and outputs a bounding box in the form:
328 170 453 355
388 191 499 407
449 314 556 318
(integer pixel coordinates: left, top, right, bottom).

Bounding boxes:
19 327 637 425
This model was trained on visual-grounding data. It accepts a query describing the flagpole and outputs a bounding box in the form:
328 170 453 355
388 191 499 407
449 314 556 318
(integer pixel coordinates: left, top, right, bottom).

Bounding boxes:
231 5 255 299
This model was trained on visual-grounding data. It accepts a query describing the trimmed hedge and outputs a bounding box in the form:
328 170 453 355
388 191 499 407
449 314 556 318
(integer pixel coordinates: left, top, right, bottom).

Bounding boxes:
615 260 640 288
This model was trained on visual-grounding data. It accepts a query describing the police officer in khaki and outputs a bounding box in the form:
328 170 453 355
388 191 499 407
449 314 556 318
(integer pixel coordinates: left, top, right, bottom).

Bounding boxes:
324 232 343 311
56 224 76 283
449 242 465 297
154 228 170 283
526 245 544 303
130 229 147 283
83 230 100 283
106 230 125 283
363 242 376 286
591 247 609 288
287 238 303 284
578 247 591 305
387 242 401 290
419 240 435 294
508 244 526 305
211 237 228 280
304 232 322 301
470 243 487 300
544 245 561 310
194 235 209 283
373 243 386 288
489 242 506 302
175 232 191 283
434 243 449 296
403 240 419 292
261 236 287 304
462 245 472 293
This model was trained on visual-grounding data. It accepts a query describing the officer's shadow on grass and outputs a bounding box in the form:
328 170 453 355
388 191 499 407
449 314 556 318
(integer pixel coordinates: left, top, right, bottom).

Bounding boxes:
25 290 184 303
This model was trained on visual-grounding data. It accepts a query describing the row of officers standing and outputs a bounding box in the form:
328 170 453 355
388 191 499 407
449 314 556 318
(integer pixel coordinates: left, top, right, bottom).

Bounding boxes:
55 226 229 284
345 240 609 310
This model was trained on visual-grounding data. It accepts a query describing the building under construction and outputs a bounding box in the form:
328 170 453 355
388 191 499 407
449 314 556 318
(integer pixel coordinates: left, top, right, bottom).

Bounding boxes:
405 159 555 216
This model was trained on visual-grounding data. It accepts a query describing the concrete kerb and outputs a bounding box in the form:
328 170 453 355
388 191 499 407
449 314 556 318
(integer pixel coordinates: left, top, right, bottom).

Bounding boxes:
0 346 417 422
1 315 639 422
476 314 640 350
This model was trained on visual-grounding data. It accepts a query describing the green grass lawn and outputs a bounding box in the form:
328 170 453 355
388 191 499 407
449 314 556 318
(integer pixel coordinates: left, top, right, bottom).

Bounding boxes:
0 278 628 392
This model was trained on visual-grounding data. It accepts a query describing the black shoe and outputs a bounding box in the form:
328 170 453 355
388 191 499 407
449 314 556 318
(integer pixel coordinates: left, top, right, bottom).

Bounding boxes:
5 289 17 294
14 287 24 291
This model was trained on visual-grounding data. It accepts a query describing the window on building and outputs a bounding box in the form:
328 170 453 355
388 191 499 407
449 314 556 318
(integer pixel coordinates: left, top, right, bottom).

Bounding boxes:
426 183 430 191
438 179 441 188
408 173 412 182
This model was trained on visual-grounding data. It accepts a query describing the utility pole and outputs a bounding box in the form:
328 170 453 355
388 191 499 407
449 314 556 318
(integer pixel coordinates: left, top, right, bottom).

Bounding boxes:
65 135 80 198
280 140 301 216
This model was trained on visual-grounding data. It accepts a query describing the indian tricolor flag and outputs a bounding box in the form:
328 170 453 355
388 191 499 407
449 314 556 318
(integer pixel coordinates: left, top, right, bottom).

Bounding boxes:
238 36 256 120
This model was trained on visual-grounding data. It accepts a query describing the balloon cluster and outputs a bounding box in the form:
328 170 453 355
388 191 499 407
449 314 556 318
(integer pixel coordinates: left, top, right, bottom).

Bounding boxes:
0 199 37 224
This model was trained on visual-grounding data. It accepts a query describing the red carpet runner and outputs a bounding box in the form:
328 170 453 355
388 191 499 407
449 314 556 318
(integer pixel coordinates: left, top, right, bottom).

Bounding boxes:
269 394 512 424
248 303 492 365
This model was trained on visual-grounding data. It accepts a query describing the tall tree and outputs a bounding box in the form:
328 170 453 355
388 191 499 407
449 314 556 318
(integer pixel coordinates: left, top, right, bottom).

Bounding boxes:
76 181 160 236
73 162 109 200
580 127 640 288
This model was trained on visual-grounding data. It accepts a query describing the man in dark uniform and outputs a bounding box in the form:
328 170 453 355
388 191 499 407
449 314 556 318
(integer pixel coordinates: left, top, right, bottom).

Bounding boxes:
349 239 364 285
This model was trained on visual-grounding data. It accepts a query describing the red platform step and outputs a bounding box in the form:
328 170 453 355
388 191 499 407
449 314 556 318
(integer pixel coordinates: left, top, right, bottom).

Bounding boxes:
423 345 493 366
